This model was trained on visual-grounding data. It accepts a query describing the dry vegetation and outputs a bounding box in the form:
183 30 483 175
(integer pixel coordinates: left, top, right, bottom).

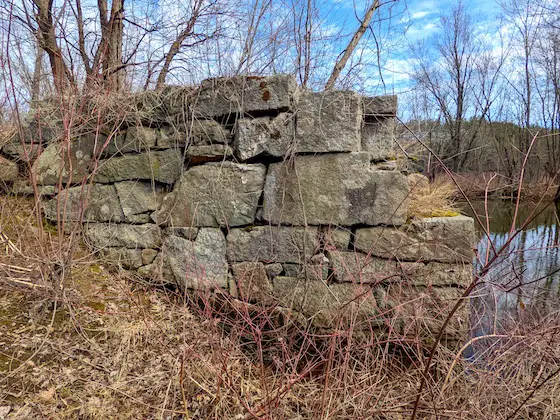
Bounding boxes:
0 193 559 419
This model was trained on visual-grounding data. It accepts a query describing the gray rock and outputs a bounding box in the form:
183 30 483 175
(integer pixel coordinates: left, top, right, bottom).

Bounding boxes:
328 251 400 284
234 113 294 160
378 284 468 339
1 142 42 162
141 249 159 265
11 181 57 197
163 227 199 240
264 263 284 278
101 248 144 269
104 128 155 155
362 95 398 120
158 119 230 148
362 118 396 161
354 216 476 263
0 156 18 182
156 162 266 227
114 181 164 222
126 214 153 224
227 226 319 263
161 228 228 290
32 137 96 185
85 223 161 249
95 149 183 184
282 262 328 281
295 90 362 152
262 153 409 226
399 262 472 288
321 227 351 251
230 262 273 302
193 75 297 118
43 184 124 222
272 277 382 328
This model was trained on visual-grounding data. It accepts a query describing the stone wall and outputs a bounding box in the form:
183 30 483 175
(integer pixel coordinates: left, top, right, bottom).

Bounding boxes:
1 75 476 341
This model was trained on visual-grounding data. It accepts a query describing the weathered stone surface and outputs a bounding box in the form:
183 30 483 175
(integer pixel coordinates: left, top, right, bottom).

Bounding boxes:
264 263 283 278
321 227 351 251
101 248 144 269
282 261 328 281
104 128 155 155
96 149 183 184
234 113 294 160
272 277 382 328
295 91 362 152
227 226 318 263
186 145 233 163
157 162 266 227
329 251 400 284
399 262 472 287
11 181 57 197
262 154 409 226
192 75 297 118
85 223 161 249
354 216 476 263
378 284 468 339
230 262 272 301
32 138 96 185
163 227 199 241
362 95 398 119
362 117 396 160
1 142 42 162
158 119 231 148
162 228 228 290
141 249 159 265
0 156 18 182
407 173 429 190
114 181 164 222
43 184 124 222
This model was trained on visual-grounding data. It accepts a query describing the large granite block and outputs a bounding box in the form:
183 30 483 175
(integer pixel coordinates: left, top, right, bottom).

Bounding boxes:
262 153 409 226
354 216 476 263
156 162 266 227
227 226 318 263
85 223 162 249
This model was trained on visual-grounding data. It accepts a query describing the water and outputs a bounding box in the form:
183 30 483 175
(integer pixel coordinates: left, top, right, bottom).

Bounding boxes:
460 200 560 341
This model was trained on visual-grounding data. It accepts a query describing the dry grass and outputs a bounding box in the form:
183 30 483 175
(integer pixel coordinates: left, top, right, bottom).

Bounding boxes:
1 194 560 419
407 174 460 220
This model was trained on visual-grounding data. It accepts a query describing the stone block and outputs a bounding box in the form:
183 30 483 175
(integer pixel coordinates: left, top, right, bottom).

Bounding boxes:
163 227 199 241
1 142 43 163
264 263 283 278
114 181 165 222
399 262 472 288
362 95 397 120
43 184 124 222
329 251 400 284
85 223 161 249
295 90 362 152
378 284 468 340
362 117 396 160
141 249 159 265
158 119 231 148
262 153 409 226
32 137 96 185
192 75 297 118
230 262 273 302
234 113 294 160
354 216 476 263
272 277 383 328
227 226 318 263
95 149 183 184
101 248 144 269
104 128 155 155
156 162 266 227
0 156 18 182
320 227 351 251
161 228 228 290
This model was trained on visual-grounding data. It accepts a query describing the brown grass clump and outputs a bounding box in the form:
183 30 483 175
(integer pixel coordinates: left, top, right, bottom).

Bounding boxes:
407 174 460 219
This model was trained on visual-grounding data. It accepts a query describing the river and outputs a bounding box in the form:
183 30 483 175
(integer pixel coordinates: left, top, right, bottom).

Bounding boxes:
460 200 560 350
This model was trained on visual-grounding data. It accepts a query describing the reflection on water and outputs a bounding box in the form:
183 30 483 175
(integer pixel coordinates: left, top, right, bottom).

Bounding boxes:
460 200 560 340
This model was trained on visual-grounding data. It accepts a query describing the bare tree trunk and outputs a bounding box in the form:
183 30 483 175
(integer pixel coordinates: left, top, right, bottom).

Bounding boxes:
324 0 380 90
